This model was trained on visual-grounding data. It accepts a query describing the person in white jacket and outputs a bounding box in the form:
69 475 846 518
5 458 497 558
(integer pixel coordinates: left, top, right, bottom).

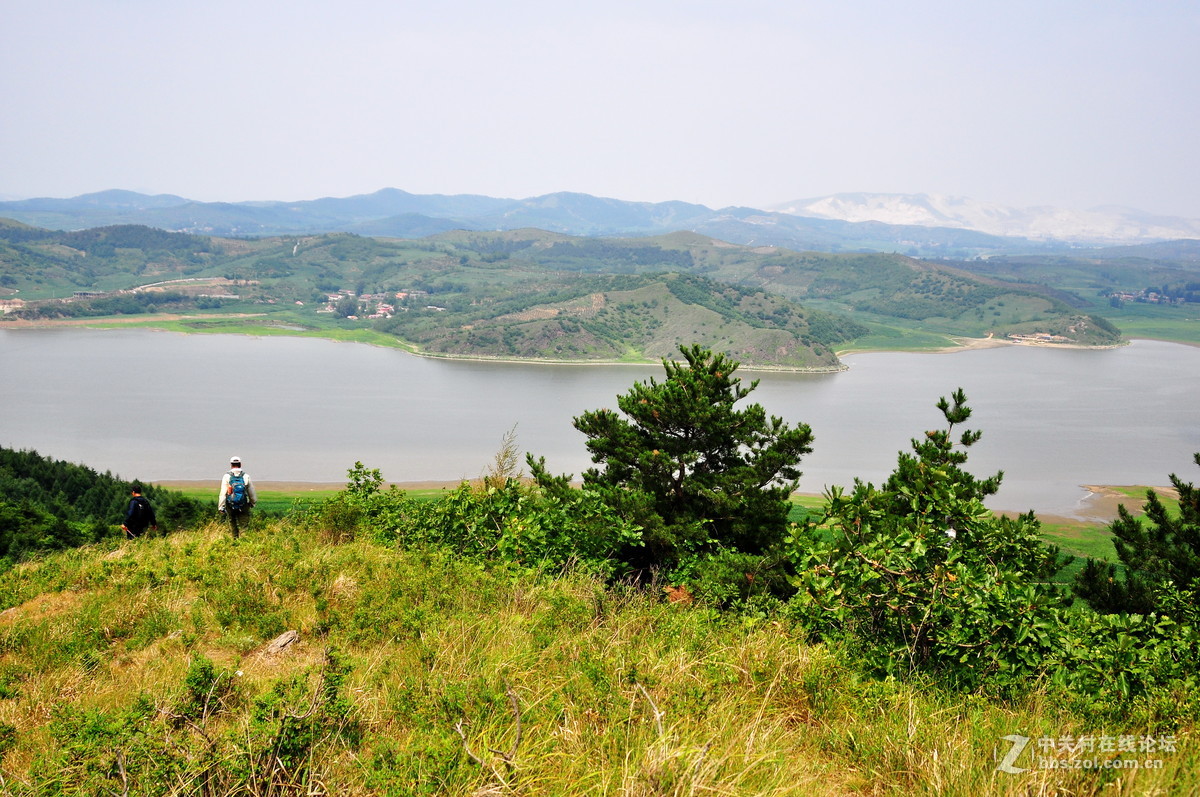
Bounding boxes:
218 455 257 538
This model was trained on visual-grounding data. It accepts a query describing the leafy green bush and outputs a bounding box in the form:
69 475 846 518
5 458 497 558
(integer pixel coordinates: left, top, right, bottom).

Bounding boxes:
174 654 239 724
32 697 183 796
1050 611 1200 724
787 390 1071 691
1061 453 1200 722
307 461 642 577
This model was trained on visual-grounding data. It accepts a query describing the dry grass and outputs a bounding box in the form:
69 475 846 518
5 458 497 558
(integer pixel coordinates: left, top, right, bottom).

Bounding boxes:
0 520 1194 795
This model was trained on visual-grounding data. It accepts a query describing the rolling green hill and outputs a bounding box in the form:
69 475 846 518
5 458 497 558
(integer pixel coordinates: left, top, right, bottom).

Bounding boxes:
938 245 1200 344
417 230 1124 345
0 221 222 299
1 222 1139 363
375 272 866 368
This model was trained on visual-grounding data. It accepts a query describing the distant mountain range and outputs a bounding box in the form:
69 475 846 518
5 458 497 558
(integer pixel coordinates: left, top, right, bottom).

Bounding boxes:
1 188 1197 258
770 192 1200 244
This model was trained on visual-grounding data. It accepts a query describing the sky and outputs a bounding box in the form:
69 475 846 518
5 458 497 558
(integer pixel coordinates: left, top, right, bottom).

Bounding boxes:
3 0 1198 217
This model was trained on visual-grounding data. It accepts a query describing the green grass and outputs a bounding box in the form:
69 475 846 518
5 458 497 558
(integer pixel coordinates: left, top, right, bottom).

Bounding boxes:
1034 485 1185 585
1040 520 1115 563
81 313 422 351
1 518 1194 795
165 483 457 516
1039 520 1115 585
788 493 826 524
1098 303 1200 345
836 328 961 353
164 484 343 516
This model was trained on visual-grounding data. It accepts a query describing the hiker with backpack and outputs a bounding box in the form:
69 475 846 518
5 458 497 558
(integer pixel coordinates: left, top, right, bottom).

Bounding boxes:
121 482 157 538
218 456 257 538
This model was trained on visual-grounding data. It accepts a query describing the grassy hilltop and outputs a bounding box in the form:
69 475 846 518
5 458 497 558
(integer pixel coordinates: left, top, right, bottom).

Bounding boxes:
0 509 1195 796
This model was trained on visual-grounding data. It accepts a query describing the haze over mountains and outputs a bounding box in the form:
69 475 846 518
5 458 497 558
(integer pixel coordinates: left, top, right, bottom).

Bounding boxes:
2 188 1197 258
770 193 1200 245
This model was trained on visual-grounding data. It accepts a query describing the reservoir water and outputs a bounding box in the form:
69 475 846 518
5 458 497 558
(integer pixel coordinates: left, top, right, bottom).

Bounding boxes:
2 327 1198 517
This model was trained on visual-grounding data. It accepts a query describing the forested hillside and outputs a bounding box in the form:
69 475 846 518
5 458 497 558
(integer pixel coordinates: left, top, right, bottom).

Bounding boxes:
0 447 206 566
0 220 219 298
1 220 1145 365
374 272 866 368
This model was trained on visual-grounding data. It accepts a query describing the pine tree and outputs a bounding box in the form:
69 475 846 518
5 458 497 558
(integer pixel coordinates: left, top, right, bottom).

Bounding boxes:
880 388 1003 534
789 389 1070 687
1074 453 1200 616
549 344 814 581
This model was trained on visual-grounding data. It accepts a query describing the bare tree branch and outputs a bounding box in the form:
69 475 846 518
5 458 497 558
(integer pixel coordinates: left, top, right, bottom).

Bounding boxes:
635 683 665 737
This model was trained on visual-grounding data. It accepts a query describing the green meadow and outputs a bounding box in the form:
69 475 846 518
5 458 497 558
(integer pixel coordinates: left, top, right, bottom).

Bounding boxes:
1097 303 1200 346
164 483 455 516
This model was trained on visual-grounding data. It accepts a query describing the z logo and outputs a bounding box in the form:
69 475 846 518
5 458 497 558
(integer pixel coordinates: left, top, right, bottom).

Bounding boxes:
996 734 1031 774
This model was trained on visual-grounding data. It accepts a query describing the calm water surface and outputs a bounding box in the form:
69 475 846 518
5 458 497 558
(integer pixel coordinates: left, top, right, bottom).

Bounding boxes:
2 328 1197 516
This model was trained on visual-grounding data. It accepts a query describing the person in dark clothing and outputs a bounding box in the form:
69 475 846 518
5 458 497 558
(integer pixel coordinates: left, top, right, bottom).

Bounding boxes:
122 482 158 538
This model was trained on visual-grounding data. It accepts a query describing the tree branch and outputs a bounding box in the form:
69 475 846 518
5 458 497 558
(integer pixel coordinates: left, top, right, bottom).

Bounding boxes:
636 682 665 737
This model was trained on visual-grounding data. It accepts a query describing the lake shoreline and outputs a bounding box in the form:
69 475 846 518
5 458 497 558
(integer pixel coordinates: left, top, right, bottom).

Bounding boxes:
0 314 851 373
6 312 1144 370
8 326 1196 521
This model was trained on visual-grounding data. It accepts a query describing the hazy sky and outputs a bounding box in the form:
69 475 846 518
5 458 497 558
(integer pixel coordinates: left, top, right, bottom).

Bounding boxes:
3 0 1198 216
